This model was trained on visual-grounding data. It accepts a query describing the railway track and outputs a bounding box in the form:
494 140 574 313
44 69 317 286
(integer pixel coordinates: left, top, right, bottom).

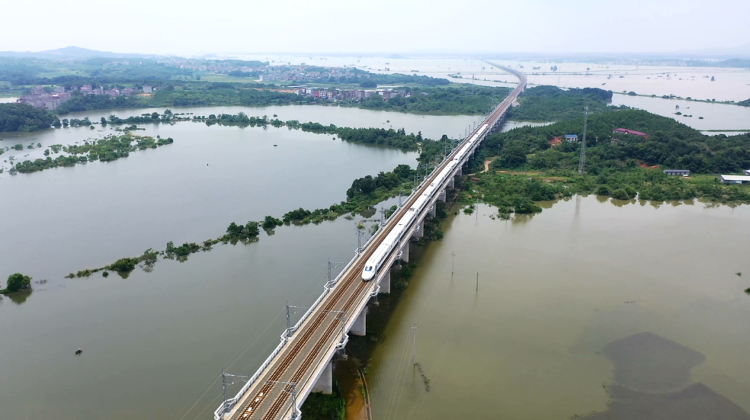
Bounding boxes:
227 65 526 420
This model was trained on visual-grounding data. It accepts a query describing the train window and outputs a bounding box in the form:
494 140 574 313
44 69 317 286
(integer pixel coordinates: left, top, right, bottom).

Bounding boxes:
365 266 373 271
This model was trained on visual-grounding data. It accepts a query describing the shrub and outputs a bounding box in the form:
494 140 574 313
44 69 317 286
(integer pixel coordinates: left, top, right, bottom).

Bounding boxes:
109 258 139 273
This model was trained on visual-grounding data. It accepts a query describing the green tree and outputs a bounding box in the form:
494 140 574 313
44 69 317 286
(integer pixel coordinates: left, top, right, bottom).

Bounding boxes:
108 258 138 273
262 216 282 230
244 221 260 236
4 273 32 293
0 103 56 132
498 146 527 168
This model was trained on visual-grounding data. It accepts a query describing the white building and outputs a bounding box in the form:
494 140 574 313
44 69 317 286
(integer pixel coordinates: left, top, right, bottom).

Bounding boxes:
720 175 750 184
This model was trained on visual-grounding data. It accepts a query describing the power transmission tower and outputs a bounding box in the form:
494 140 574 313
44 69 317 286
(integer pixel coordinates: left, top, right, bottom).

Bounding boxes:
578 106 589 175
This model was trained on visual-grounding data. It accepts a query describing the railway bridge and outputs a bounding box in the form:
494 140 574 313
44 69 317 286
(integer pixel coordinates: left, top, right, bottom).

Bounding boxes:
215 64 526 420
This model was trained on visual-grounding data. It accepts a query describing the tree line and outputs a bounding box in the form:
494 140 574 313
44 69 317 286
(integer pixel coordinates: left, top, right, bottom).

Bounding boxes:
506 85 623 121
0 103 57 132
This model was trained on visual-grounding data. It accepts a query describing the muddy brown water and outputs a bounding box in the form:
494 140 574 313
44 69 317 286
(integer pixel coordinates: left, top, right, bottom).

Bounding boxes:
363 196 750 420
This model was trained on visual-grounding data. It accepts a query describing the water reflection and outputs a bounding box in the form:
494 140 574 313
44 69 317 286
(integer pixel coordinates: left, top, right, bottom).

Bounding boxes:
6 290 32 305
578 332 749 420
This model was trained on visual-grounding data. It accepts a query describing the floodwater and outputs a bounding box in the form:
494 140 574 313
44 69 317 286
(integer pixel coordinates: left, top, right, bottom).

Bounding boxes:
0 214 374 420
262 55 750 131
2 57 750 420
0 121 417 280
364 196 750 420
611 94 750 132
0 106 486 280
57 104 485 141
0 105 497 420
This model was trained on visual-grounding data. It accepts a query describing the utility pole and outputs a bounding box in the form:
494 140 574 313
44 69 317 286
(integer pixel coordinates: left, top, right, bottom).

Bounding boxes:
578 106 589 175
222 371 249 417
451 251 456 279
476 272 479 291
398 189 403 207
324 310 346 344
356 228 363 253
380 204 385 225
286 300 291 332
285 303 308 338
267 381 298 419
411 324 418 364
222 370 227 416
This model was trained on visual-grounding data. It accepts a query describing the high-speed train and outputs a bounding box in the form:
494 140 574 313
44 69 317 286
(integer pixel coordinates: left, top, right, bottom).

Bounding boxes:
362 123 490 281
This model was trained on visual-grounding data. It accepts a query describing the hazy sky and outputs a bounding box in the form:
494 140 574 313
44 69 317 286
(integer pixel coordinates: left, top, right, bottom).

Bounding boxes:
2 0 748 55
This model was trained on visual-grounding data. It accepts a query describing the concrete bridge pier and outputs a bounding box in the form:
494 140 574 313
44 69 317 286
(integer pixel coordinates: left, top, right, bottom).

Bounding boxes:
456 166 463 176
447 177 455 188
438 189 446 202
311 359 333 394
379 270 390 294
350 307 367 336
412 221 424 240
429 205 436 218
399 240 410 263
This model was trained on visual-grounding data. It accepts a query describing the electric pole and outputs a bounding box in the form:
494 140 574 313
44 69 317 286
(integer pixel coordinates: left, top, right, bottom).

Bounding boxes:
411 324 418 364
222 370 227 416
221 371 249 416
356 228 363 253
578 106 588 175
451 251 455 278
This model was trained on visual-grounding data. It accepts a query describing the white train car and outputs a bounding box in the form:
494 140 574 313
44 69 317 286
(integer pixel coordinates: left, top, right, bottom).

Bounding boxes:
362 123 490 281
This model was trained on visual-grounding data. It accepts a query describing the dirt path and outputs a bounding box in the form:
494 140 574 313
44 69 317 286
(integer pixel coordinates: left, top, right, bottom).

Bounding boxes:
481 157 499 173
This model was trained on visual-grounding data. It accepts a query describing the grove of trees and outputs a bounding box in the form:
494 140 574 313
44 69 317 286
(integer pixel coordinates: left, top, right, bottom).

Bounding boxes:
0 103 56 132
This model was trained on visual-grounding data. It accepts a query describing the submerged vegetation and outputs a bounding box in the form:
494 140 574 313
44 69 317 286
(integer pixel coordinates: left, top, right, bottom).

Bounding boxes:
1 273 32 294
13 134 174 173
53 123 455 279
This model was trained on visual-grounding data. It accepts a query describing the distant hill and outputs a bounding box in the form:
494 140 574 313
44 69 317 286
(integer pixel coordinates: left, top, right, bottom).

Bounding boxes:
0 46 155 59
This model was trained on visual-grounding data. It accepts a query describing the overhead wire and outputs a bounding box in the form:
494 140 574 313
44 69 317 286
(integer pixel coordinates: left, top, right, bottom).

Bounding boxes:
173 249 348 420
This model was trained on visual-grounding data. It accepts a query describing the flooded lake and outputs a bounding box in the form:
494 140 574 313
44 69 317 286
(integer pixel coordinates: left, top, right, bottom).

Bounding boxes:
277 55 750 131
0 215 374 420
364 197 750 420
2 58 750 420
0 106 489 280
